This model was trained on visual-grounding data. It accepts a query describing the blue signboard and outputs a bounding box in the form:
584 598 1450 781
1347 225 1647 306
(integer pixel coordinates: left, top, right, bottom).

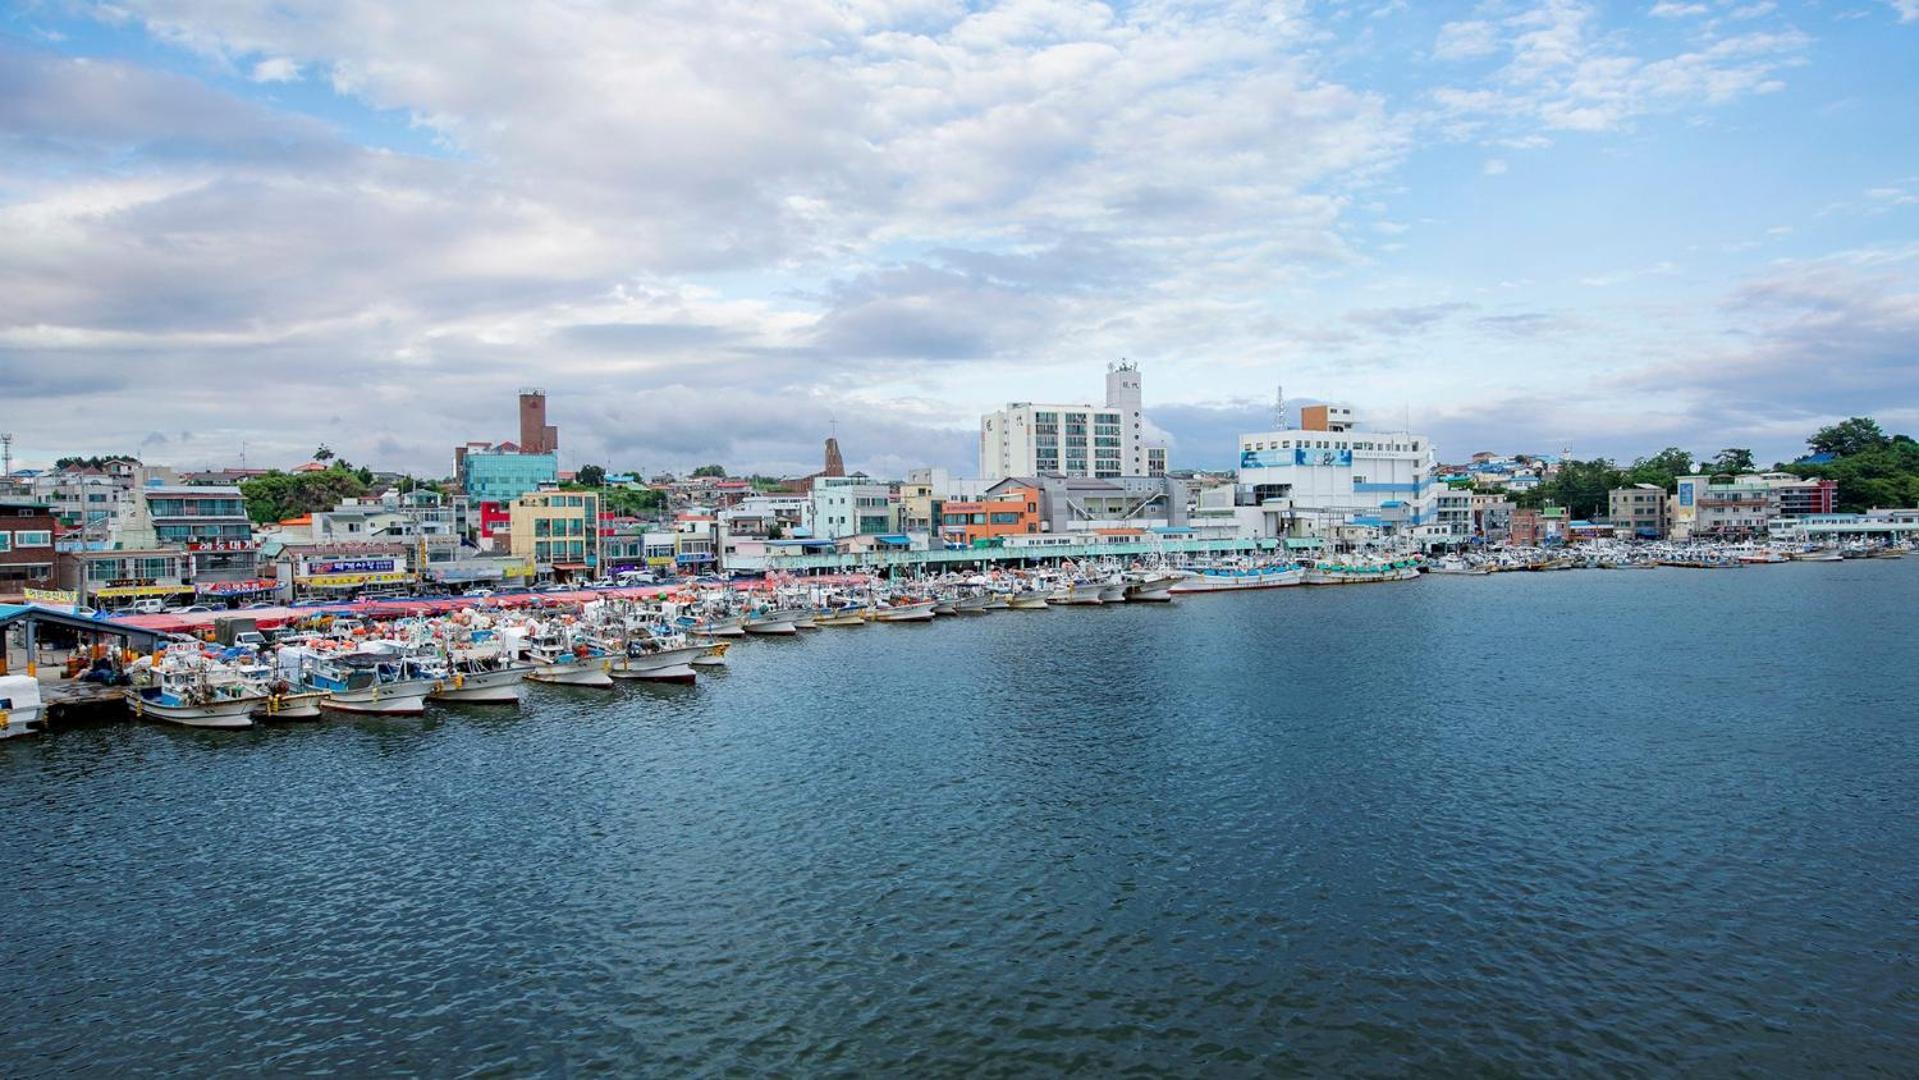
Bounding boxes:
1295 448 1352 467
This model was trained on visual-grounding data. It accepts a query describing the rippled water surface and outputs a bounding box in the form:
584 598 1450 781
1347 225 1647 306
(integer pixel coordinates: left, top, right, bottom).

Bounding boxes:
4 564 1916 1074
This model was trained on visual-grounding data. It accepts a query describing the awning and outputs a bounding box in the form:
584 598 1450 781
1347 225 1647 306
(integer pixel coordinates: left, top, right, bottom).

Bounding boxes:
552 563 590 570
197 578 277 596
874 534 912 547
94 583 194 598
675 553 716 564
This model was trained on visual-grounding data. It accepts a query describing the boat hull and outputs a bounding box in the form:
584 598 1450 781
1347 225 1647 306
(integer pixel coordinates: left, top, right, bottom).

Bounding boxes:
612 645 710 679
319 679 436 715
525 659 615 688
1170 568 1305 592
127 692 260 728
431 668 526 704
254 691 327 720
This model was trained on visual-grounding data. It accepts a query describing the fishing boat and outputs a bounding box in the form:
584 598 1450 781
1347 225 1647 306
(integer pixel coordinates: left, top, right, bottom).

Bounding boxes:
1122 571 1180 601
814 604 871 626
1425 556 1492 576
288 648 437 714
741 607 801 635
1050 580 1108 605
125 652 268 728
1302 558 1421 585
0 675 45 739
1169 562 1305 592
1097 580 1128 603
872 597 937 622
522 626 616 688
610 630 709 683
1007 589 1050 610
1790 548 1843 562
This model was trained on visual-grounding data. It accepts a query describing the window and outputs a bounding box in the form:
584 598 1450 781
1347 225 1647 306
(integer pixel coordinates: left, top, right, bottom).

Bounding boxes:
0 533 9 553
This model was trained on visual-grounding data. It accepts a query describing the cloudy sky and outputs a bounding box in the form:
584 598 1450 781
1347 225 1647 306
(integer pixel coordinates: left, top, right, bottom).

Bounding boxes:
2 0 1916 477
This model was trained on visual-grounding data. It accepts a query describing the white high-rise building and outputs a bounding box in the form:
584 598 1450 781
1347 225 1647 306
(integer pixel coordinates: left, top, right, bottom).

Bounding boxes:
1235 404 1436 540
979 362 1165 480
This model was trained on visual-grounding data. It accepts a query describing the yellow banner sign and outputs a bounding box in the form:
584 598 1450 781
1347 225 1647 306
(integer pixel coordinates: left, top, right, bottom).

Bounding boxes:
24 588 78 604
94 583 194 598
298 571 412 587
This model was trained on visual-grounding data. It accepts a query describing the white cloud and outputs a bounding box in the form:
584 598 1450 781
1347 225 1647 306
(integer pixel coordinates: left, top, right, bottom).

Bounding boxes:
1434 20 1501 61
249 56 297 82
1483 157 1509 175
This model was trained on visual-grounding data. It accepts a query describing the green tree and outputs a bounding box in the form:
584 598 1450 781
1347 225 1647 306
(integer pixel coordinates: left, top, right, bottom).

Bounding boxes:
1808 417 1890 459
766 521 786 540
691 464 727 478
1707 448 1756 475
239 466 370 523
576 464 607 487
1624 447 1693 491
313 444 336 462
1541 458 1625 519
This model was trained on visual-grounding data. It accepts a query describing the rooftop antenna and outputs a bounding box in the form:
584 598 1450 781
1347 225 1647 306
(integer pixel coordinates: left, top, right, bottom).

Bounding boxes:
1274 385 1286 430
1 433 11 478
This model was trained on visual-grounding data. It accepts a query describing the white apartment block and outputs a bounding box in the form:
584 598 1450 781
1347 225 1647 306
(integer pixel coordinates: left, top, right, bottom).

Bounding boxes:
979 362 1167 480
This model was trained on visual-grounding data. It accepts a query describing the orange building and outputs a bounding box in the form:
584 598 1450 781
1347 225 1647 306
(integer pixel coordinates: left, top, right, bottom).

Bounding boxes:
940 486 1041 547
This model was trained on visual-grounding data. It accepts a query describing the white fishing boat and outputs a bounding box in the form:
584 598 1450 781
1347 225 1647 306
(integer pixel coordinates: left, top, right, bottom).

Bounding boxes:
1303 559 1421 585
1051 580 1107 605
1123 571 1180 602
1425 556 1492 576
872 598 937 622
125 655 266 728
690 640 731 667
289 648 436 715
1007 590 1050 610
742 607 801 635
1097 581 1128 603
0 675 45 739
610 631 710 683
1169 563 1305 592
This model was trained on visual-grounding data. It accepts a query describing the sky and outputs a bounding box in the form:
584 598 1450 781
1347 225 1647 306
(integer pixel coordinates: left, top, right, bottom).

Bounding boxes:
1 0 1916 478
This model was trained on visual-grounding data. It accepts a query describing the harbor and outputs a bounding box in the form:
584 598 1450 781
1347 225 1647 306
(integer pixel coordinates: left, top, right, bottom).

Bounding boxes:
4 536 1905 737
4 560 1914 1074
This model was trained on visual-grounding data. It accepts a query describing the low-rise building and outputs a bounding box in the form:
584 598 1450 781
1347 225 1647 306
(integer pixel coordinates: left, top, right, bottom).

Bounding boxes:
811 478 900 540
1609 484 1670 539
939 486 1041 547
509 490 601 582
62 547 192 609
0 499 60 603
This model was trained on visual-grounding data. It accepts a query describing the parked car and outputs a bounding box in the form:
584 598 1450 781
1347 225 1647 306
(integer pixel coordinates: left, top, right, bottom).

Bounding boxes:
464 589 497 599
124 598 168 615
166 604 215 614
241 601 277 610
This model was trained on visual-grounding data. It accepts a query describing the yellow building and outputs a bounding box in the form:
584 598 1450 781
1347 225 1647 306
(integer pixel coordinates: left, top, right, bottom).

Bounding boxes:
510 491 601 582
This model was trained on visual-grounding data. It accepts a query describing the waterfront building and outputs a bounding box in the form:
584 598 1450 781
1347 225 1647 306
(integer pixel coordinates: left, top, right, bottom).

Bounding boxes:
1469 494 1516 543
61 547 191 608
111 481 269 601
1768 475 1838 518
509 490 601 582
0 499 59 603
673 512 720 572
979 362 1167 480
1609 484 1670 539
1509 505 1568 545
984 474 1191 537
1673 475 1772 539
266 541 413 600
1235 405 1436 542
811 477 901 540
939 486 1041 548
460 446 559 504
1432 488 1474 541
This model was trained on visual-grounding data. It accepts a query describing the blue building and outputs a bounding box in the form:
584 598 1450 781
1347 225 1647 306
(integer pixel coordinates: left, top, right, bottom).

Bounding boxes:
461 449 558 504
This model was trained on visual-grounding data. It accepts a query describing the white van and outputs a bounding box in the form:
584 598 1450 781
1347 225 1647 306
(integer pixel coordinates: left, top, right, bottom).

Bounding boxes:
126 598 166 615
